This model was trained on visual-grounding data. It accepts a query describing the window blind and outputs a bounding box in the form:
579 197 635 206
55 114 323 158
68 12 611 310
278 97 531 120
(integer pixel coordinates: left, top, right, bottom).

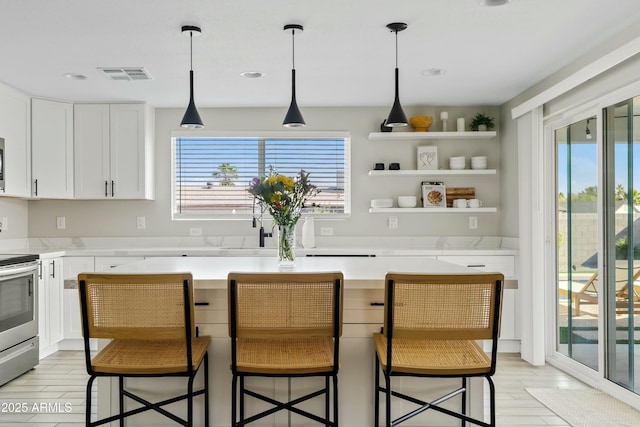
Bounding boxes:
173 136 350 218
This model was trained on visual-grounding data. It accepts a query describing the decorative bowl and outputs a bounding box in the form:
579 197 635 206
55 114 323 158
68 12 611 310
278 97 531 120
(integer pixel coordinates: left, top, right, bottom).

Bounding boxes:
397 196 417 208
409 116 433 132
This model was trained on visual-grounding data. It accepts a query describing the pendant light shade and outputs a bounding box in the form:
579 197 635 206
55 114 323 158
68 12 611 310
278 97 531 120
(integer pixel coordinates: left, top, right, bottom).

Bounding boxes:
283 24 305 127
385 22 408 127
180 25 204 129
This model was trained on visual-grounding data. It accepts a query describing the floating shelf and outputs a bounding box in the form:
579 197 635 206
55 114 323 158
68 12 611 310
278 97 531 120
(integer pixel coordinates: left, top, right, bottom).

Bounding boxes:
368 169 496 176
369 207 497 213
368 131 497 141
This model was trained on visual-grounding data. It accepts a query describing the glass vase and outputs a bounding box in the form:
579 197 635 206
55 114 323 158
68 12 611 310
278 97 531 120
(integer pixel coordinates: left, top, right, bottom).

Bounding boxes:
277 224 296 267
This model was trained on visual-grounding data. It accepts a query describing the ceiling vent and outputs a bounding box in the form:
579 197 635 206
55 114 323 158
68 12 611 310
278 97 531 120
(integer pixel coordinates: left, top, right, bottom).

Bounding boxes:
98 67 152 81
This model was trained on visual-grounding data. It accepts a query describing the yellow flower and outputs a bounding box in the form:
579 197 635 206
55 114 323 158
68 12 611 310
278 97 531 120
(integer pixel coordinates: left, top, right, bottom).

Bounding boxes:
271 194 281 203
267 176 277 185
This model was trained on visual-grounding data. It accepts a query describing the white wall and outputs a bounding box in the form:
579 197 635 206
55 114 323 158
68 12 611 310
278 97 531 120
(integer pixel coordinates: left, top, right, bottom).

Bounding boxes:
27 105 502 241
0 198 28 239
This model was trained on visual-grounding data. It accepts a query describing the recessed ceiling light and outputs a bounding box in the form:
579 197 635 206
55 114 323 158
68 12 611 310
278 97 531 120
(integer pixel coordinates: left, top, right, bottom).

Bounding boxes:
421 68 446 76
64 73 87 80
479 0 511 6
240 71 264 78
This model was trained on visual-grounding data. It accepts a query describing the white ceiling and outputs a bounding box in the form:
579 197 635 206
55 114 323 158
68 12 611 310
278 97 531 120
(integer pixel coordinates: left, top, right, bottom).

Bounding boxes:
1 0 640 109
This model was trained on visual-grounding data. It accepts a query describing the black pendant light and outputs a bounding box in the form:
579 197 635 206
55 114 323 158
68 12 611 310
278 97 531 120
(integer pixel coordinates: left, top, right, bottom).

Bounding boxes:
180 25 204 129
386 22 408 127
283 24 305 127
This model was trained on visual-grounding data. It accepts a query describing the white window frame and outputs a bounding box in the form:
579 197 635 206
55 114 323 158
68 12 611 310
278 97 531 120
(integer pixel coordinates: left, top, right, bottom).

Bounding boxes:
171 130 351 220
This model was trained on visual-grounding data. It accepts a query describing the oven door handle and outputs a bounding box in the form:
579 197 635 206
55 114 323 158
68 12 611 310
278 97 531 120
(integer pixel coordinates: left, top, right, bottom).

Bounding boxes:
0 263 39 279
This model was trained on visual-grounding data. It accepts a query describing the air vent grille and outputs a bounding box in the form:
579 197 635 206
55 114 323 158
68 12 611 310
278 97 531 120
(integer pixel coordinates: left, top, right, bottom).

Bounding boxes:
98 67 152 81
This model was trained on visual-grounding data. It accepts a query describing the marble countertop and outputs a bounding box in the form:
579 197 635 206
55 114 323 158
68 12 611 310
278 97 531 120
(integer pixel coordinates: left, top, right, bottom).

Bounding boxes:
109 256 483 289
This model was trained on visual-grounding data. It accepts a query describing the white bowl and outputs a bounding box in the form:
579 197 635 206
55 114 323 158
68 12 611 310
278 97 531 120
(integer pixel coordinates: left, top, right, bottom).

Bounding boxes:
449 164 466 170
471 156 487 162
449 156 465 162
397 196 417 208
371 199 393 208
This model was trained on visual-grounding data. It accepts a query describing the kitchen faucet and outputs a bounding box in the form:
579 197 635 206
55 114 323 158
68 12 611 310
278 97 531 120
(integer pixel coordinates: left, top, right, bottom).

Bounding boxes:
252 199 272 247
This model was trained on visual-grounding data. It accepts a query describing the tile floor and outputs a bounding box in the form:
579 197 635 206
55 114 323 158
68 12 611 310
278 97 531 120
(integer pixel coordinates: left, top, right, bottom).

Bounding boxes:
0 351 590 426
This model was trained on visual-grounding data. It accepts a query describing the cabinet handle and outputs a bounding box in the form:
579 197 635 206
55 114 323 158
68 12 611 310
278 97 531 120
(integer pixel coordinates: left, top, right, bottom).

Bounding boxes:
111 181 115 197
105 181 108 197
370 302 384 306
38 261 43 280
29 278 33 296
195 302 210 306
34 179 38 197
50 260 55 278
466 264 486 268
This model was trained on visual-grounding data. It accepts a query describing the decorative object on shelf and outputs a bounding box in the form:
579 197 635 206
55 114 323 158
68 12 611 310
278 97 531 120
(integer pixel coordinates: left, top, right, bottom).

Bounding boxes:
374 163 385 170
445 187 475 207
385 22 409 127
180 25 204 129
371 199 393 208
248 168 317 266
440 111 449 131
456 117 465 132
389 162 400 170
453 199 469 208
417 146 438 170
421 181 446 207
468 198 483 208
397 196 417 208
470 113 495 131
471 156 487 170
283 24 306 127
380 119 392 132
409 116 433 132
449 156 466 170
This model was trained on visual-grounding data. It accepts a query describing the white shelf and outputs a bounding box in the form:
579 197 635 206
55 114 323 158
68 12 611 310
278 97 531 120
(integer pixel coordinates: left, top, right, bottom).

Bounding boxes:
368 131 497 141
368 169 496 176
369 207 497 213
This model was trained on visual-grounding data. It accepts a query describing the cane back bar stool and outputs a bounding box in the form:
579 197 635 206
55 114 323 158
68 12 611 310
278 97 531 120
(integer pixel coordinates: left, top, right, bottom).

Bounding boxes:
374 272 504 427
228 271 343 426
78 272 210 426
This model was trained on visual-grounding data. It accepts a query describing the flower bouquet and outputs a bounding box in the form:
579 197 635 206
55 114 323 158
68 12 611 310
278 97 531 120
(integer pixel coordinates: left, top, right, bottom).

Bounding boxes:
248 169 318 265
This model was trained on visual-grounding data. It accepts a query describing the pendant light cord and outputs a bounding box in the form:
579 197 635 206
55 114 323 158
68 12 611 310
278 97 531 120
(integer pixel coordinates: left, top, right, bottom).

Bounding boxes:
291 28 296 70
189 31 194 71
394 29 398 68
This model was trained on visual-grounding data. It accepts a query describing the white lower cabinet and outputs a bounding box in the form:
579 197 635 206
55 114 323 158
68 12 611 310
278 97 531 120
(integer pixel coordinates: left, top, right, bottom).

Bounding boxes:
38 257 63 359
94 256 144 272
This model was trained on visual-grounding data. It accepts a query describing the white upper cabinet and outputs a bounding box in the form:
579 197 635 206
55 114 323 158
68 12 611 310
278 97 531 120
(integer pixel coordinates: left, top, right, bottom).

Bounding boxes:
0 83 31 197
31 98 74 198
74 103 154 200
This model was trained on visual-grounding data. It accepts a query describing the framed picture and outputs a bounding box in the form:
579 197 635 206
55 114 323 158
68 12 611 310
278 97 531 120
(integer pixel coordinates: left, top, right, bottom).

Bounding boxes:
417 146 438 170
421 181 446 207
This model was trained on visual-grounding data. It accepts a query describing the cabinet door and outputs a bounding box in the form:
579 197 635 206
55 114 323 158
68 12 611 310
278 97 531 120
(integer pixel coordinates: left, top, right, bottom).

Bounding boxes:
38 257 63 358
0 83 30 197
31 99 74 198
47 258 64 345
109 104 148 199
74 104 110 198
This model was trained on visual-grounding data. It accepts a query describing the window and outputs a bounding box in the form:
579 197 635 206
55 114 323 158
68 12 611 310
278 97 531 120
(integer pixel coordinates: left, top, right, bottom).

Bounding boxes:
172 132 350 219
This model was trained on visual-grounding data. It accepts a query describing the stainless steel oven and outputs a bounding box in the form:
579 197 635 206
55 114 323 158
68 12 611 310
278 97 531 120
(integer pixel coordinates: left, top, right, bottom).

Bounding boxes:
0 254 39 386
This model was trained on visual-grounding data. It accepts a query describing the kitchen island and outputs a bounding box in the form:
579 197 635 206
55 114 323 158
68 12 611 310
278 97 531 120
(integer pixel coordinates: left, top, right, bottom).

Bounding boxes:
93 256 494 426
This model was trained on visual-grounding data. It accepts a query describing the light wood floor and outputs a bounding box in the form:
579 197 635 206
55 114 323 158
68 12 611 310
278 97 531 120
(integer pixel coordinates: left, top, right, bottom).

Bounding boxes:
0 351 589 426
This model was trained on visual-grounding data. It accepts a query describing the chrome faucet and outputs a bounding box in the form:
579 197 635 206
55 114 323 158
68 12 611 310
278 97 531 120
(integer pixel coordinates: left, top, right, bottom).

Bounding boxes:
253 199 272 248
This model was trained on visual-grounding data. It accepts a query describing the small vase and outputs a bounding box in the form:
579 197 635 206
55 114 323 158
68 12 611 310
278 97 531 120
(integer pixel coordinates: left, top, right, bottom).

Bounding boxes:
277 224 296 267
477 124 488 132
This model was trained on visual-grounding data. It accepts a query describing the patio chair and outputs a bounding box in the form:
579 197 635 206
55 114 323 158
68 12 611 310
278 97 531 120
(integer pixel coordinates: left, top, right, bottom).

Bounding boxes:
574 267 640 315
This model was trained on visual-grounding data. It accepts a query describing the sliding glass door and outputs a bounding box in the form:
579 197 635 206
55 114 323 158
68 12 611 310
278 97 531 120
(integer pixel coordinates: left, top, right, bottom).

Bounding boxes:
554 95 640 394
555 117 599 370
604 97 639 392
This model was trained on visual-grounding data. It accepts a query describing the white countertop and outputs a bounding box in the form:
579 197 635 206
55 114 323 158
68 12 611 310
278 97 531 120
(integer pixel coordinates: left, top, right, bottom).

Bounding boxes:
110 256 481 288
